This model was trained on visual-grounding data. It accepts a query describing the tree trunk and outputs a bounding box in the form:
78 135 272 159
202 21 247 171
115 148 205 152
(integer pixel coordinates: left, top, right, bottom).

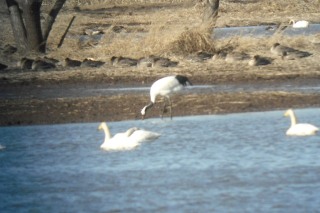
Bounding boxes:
6 0 28 55
42 0 67 43
201 0 220 33
21 0 45 53
7 0 66 56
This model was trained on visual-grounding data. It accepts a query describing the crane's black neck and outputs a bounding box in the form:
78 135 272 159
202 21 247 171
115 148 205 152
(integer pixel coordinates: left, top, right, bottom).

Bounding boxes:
175 75 192 86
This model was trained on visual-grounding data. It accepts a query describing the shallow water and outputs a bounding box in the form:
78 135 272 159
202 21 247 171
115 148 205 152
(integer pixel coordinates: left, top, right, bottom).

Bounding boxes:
1 109 320 212
2 79 320 100
213 24 320 39
73 24 320 44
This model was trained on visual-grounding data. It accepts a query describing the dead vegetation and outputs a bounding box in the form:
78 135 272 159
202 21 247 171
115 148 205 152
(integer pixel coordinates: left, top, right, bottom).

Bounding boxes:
2 1 318 60
1 0 320 81
168 29 215 55
1 0 320 125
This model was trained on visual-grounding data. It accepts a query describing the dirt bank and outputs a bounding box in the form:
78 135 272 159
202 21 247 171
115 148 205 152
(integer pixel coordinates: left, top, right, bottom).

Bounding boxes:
1 61 320 126
2 91 320 126
1 76 320 126
1 1 320 126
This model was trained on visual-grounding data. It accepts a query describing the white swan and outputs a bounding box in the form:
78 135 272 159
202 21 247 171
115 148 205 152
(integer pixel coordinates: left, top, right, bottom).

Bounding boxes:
128 127 161 143
289 20 309 28
98 122 140 150
98 122 160 150
284 109 319 136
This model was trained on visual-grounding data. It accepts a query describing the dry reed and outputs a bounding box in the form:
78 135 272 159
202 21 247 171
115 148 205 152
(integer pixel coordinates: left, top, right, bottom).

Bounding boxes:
168 29 215 55
4 0 319 64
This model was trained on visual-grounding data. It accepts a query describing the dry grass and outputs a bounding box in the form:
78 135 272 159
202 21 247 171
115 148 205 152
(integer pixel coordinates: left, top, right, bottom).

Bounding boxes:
167 28 215 55
216 0 320 27
2 0 320 73
43 0 319 59
48 0 193 7
45 3 202 60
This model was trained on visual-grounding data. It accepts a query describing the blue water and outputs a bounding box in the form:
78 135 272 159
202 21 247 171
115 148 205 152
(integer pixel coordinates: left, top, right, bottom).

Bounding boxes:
1 109 320 212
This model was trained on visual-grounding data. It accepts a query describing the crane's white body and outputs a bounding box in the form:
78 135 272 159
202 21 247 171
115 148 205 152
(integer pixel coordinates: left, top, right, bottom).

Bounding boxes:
141 75 192 119
149 76 184 103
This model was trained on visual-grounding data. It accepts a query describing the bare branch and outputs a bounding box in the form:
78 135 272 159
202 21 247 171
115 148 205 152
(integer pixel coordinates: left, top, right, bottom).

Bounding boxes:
42 0 67 42
58 16 76 48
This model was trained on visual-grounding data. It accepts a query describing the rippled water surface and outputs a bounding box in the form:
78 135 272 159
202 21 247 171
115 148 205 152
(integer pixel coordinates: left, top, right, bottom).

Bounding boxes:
1 109 320 212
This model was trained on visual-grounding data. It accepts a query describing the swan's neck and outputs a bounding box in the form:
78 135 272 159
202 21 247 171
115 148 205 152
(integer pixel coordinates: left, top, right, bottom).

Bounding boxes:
289 111 298 126
102 125 112 142
289 20 295 25
125 127 138 137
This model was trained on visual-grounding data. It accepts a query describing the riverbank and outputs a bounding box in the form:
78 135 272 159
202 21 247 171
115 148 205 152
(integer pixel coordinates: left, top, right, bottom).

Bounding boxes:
1 73 320 126
1 0 320 126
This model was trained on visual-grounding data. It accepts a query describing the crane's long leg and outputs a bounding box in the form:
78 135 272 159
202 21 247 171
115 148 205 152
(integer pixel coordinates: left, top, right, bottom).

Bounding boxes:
167 97 172 120
160 99 167 119
160 97 172 119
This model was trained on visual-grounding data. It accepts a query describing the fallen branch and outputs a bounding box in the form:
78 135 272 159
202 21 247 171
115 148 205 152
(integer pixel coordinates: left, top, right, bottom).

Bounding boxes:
58 15 76 48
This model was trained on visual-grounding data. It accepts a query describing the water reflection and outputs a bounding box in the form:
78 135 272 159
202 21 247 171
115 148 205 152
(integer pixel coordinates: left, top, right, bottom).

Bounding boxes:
1 109 320 212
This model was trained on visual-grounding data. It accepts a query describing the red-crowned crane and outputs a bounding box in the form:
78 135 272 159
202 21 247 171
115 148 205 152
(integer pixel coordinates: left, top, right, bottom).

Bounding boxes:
141 75 192 119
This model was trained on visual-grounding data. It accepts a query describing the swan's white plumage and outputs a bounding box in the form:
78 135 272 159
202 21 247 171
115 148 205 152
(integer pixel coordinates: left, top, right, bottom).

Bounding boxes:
129 128 161 142
98 123 139 150
286 123 319 136
284 109 318 136
98 122 160 150
289 20 309 28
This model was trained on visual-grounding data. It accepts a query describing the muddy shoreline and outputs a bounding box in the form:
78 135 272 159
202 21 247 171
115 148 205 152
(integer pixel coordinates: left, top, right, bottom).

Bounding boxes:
1 74 320 126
